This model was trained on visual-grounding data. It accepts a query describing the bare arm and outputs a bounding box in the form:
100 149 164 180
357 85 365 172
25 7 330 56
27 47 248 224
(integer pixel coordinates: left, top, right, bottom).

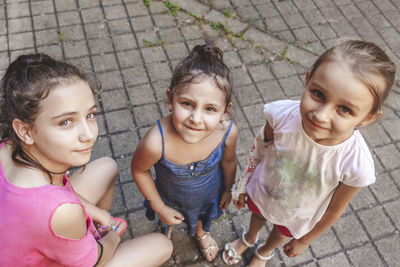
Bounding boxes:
219 122 238 209
51 203 120 265
232 120 274 209
284 183 361 257
130 125 184 225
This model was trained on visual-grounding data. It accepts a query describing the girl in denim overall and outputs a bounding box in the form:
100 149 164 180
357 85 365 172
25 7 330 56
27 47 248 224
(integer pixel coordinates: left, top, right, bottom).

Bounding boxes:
131 42 238 261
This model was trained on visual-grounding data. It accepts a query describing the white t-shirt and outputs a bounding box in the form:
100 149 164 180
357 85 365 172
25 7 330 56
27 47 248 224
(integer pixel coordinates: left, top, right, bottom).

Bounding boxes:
246 100 375 238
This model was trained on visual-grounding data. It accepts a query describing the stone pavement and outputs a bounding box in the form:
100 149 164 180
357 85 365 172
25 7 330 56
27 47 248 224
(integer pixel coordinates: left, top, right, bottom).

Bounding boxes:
1 0 400 266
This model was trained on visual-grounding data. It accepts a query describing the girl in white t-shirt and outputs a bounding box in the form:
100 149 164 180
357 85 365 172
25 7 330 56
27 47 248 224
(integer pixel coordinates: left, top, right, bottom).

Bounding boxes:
222 40 396 266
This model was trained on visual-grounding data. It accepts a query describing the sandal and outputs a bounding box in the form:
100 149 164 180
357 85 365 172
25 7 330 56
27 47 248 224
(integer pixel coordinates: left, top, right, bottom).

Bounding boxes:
251 243 274 266
222 225 259 265
111 217 127 236
195 232 219 261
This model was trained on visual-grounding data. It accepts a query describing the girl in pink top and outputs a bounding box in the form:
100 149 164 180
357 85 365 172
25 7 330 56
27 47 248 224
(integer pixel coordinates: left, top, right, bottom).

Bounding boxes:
0 54 172 266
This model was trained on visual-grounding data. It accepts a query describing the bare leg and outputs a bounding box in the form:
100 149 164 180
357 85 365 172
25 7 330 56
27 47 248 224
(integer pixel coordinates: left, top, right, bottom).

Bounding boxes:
105 233 173 267
248 225 289 267
195 221 219 261
69 157 118 210
223 212 267 265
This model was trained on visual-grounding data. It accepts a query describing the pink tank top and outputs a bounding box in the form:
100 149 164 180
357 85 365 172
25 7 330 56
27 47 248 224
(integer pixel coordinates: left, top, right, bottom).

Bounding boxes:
0 142 98 266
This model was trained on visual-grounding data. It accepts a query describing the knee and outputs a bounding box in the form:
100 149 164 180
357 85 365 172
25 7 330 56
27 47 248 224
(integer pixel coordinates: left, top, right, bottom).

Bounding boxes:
158 234 174 260
98 157 118 182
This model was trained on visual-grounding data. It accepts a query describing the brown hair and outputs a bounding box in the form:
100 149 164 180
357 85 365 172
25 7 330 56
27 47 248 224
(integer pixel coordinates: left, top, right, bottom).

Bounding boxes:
309 40 396 115
0 53 99 181
169 40 232 108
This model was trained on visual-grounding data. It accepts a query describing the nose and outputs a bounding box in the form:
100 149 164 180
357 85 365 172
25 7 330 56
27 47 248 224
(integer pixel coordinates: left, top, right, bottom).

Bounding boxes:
313 105 331 123
190 108 202 124
79 121 96 142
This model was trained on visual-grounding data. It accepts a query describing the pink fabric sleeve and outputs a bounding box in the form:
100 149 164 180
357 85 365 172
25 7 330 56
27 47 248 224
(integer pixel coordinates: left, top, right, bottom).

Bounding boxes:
43 204 99 267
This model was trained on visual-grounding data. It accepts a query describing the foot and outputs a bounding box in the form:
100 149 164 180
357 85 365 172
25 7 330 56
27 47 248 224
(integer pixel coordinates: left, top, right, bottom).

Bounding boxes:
222 226 259 265
248 244 274 267
195 232 219 261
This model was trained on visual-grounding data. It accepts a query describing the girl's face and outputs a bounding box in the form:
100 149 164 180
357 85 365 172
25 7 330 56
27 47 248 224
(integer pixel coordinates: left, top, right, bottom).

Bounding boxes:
27 80 98 171
168 77 230 144
300 60 376 146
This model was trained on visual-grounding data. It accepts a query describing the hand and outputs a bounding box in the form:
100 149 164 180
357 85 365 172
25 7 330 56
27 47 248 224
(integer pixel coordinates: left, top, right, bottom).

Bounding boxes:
93 208 113 229
283 238 310 257
157 205 184 226
219 189 232 210
233 193 247 210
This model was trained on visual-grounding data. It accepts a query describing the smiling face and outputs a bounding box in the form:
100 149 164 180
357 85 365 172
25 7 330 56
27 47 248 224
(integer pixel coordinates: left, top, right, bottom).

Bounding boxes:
300 60 376 146
168 76 230 144
26 79 98 172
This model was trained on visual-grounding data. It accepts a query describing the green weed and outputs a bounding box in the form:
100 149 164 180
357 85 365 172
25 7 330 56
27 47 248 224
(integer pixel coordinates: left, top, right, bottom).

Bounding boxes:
224 8 232 18
143 38 165 47
143 0 151 7
164 0 180 16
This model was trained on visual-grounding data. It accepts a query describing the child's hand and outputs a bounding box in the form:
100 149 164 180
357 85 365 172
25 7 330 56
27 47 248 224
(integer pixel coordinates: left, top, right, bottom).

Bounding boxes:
158 205 184 226
283 238 310 257
93 208 113 229
233 193 247 210
219 189 232 210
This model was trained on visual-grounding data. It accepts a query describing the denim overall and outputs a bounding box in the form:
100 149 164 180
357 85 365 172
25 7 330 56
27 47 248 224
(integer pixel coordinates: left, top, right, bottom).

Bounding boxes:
145 120 233 236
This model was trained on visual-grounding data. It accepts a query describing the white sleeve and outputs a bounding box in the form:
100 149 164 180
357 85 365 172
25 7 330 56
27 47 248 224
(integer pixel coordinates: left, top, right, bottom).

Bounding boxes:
232 124 272 200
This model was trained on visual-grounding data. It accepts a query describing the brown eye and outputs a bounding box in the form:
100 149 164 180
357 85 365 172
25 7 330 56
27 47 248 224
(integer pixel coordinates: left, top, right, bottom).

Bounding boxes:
339 106 352 114
312 90 324 99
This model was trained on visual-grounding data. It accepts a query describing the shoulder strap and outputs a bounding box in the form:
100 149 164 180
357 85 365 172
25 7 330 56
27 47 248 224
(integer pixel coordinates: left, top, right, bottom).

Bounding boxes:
156 120 165 157
222 120 233 144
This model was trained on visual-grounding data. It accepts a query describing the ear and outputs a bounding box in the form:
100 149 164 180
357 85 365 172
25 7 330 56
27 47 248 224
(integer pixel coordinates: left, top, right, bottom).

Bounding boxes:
12 119 35 145
357 111 381 127
305 72 311 86
166 88 173 111
224 102 232 115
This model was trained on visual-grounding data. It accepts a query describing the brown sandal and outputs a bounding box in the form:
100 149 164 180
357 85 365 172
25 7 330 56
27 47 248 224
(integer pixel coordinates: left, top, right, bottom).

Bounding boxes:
195 232 219 261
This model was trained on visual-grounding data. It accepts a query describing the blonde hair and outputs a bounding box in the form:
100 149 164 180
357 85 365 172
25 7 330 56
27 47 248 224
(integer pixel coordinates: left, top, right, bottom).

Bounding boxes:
309 40 396 115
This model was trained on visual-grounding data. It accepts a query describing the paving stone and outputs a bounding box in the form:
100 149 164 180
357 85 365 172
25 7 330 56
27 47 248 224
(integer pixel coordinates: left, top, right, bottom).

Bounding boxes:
101 89 129 111
57 10 81 27
334 214 369 247
8 17 32 33
105 109 135 133
9 32 34 50
31 0 54 15
152 13 177 28
91 136 112 159
110 184 126 214
95 113 107 136
127 83 156 105
112 33 138 51
64 40 89 59
350 187 377 211
370 172 399 202
128 209 157 236
373 144 400 170
104 4 127 20
133 103 161 127
361 123 392 148
375 235 400 266
122 181 144 210
110 130 140 156
141 46 167 64
81 7 103 23
97 70 124 90
92 53 119 72
7 2 30 18
55 0 77 12
310 228 341 257
108 18 132 35
279 76 304 97
358 206 395 239
130 15 154 32
234 84 262 106
126 2 149 17
122 65 149 86
243 103 265 128
347 242 384 267
88 37 114 55
318 252 351 267
84 22 109 39
383 198 400 230
34 29 58 46
231 67 252 87
146 61 172 82
60 24 85 41
36 44 63 59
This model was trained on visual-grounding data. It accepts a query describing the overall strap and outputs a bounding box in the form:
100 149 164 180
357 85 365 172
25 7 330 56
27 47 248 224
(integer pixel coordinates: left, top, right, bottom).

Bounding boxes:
222 120 233 144
156 120 165 157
